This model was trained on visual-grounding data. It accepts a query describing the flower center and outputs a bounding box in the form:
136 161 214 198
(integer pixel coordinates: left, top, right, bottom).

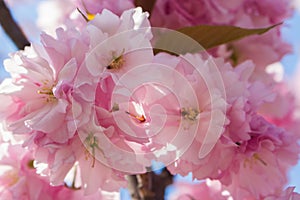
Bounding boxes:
181 107 199 121
37 80 56 102
243 153 267 168
126 111 146 123
106 50 125 70
253 153 267 166
84 132 101 168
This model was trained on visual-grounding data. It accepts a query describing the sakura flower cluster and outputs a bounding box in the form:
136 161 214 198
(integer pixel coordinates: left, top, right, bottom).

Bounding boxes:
0 8 151 197
0 0 299 200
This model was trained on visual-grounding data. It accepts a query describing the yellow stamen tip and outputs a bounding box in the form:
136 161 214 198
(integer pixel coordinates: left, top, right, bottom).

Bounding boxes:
87 13 95 21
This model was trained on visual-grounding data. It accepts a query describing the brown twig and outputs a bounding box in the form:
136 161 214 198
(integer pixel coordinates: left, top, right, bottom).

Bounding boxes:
151 169 173 199
0 0 30 50
127 175 142 200
127 168 173 200
134 0 157 14
136 173 155 199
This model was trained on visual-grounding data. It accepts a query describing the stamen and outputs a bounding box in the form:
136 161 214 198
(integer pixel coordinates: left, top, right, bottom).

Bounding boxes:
181 107 199 121
243 153 267 168
77 0 95 22
84 132 101 168
77 8 89 22
253 153 267 166
77 8 95 22
37 89 53 95
106 49 125 70
86 12 95 21
126 111 146 123
110 103 120 112
37 84 56 103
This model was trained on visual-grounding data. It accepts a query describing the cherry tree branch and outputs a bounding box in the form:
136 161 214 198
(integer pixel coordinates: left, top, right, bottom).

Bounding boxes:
0 0 30 50
127 168 173 200
134 0 156 14
127 175 142 200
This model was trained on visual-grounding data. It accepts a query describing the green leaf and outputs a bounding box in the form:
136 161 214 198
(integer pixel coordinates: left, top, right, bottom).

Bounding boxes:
179 23 281 49
134 0 156 14
153 23 282 55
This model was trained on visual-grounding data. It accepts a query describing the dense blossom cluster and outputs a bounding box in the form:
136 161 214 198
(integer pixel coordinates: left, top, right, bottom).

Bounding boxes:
0 0 299 199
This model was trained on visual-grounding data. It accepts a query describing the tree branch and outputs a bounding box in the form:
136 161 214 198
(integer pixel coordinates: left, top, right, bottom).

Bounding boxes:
127 175 142 200
151 169 173 199
127 168 173 200
0 0 30 50
134 0 156 14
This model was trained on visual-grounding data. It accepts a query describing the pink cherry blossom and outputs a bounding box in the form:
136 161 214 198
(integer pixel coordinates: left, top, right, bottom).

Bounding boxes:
151 0 292 29
32 133 127 194
230 30 291 69
150 0 292 69
37 0 77 36
168 115 299 199
0 7 154 193
0 1 299 198
73 7 152 102
163 51 299 199
82 7 152 78
0 25 90 144
169 179 230 200
167 56 258 178
70 8 156 172
84 51 229 173
222 115 299 199
74 0 134 16
0 142 114 200
264 187 300 200
70 137 127 192
0 47 74 143
259 81 300 138
169 180 300 200
37 0 135 36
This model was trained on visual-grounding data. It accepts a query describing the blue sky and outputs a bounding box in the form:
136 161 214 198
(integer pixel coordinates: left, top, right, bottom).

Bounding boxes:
0 1 299 197
281 11 300 192
282 12 300 75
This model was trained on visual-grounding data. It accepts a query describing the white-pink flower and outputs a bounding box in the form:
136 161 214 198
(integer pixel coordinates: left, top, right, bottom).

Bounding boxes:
71 7 156 172
221 115 300 199
0 47 76 143
164 52 299 199
169 179 230 200
167 56 257 179
75 0 134 16
0 142 120 200
0 7 154 193
150 0 292 69
32 133 127 194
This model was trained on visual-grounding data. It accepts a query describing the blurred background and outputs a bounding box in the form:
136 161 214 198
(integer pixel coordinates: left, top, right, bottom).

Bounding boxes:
0 0 299 198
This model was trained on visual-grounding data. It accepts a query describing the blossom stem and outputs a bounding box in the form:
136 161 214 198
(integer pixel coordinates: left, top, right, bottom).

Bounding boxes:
0 0 30 50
